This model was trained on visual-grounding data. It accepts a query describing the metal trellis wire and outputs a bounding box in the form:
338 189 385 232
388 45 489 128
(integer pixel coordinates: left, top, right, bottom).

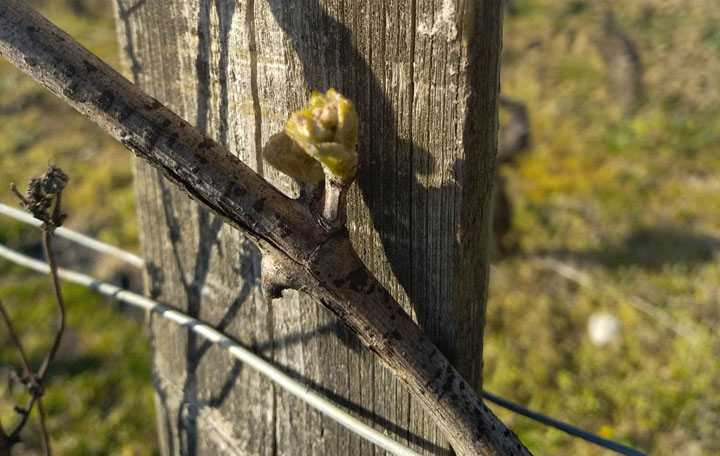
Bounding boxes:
0 242 422 456
0 203 144 268
0 203 647 456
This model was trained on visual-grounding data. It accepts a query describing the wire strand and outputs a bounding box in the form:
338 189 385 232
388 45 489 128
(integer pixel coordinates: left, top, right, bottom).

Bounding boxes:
0 207 648 455
0 203 144 268
0 243 421 456
482 391 646 456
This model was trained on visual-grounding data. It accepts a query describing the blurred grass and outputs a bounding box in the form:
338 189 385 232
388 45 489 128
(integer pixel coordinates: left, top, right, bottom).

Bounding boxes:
0 0 718 455
0 0 137 248
0 1 154 454
487 1 720 455
0 269 154 455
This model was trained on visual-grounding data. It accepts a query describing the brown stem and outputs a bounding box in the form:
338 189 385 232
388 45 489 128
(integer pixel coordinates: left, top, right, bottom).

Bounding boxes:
0 421 10 456
0 300 32 378
8 396 36 446
36 398 51 456
36 230 65 380
0 299 39 445
3 169 65 452
9 184 29 208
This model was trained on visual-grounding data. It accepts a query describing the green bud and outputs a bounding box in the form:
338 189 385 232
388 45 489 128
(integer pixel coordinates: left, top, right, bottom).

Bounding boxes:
284 89 359 184
262 132 324 186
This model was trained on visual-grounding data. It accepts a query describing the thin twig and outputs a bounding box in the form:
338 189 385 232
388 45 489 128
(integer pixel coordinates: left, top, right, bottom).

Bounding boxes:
0 300 33 378
0 421 10 456
0 299 35 448
9 396 36 443
9 183 28 208
0 297 39 446
36 229 65 380
2 166 68 455
36 398 50 456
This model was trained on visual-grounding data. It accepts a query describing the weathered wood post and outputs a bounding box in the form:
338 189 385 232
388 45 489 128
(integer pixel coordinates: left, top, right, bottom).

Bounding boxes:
114 1 503 454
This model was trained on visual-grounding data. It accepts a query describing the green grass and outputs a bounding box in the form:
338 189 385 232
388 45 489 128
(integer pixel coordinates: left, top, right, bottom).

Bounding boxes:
487 1 720 454
0 270 155 455
0 1 154 454
0 0 138 249
0 0 718 455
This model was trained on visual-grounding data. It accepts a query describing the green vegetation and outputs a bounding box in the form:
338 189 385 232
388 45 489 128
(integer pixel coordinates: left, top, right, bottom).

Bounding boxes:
487 1 720 454
0 271 154 455
0 1 153 454
0 0 717 455
0 0 137 248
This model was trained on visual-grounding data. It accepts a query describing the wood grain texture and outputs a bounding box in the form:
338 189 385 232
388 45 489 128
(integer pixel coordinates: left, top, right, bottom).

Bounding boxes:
113 0 503 454
0 1 519 454
115 2 276 454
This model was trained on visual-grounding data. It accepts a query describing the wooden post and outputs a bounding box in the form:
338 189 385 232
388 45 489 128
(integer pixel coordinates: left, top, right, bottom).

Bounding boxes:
114 1 503 454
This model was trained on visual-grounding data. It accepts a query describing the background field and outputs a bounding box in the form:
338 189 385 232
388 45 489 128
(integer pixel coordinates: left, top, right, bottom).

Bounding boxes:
0 1 153 454
1 1 718 454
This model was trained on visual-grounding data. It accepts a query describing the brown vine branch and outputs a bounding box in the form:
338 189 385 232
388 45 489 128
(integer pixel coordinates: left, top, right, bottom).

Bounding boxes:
0 297 48 454
0 302 32 381
0 300 33 449
1 166 69 455
38 214 67 383
0 423 9 456
36 399 50 456
0 2 530 454
0 299 38 451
